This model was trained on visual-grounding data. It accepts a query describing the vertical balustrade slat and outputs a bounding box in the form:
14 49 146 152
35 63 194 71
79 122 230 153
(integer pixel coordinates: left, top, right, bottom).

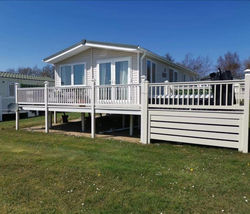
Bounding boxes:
198 84 200 106
172 86 175 105
183 85 185 105
232 83 234 106
150 86 152 104
177 85 179 105
225 84 228 106
167 85 170 105
203 85 205 106
220 83 222 106
214 84 216 106
192 85 195 105
208 84 211 106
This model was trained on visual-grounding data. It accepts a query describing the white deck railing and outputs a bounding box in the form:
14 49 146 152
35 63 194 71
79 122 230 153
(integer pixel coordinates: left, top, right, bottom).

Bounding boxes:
95 84 141 105
17 87 45 104
17 84 141 107
148 80 245 110
16 79 245 110
48 86 92 106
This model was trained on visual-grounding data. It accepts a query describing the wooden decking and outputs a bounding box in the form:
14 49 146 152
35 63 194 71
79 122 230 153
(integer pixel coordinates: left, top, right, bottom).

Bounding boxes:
15 76 250 153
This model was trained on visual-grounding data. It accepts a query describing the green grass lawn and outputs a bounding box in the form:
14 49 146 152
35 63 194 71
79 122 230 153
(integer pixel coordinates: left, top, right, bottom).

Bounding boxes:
0 115 249 214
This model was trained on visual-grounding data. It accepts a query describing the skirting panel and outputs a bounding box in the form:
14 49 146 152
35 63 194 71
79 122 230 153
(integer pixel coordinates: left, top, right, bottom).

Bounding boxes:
148 109 244 149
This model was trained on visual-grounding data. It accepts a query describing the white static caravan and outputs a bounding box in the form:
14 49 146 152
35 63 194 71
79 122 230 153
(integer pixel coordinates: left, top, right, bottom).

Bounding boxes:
15 39 250 153
0 72 54 121
43 39 197 88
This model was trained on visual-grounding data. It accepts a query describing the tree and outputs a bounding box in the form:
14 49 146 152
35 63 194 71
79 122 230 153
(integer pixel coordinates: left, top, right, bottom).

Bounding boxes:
17 67 34 75
7 65 54 79
243 57 250 70
181 53 212 77
6 68 16 73
217 52 242 78
41 65 54 78
165 53 175 62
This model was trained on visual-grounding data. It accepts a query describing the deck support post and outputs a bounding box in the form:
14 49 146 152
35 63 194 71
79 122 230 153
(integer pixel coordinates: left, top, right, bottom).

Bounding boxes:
122 115 126 128
15 83 19 130
44 81 49 133
91 79 95 138
242 69 250 153
129 115 133 136
140 76 149 144
53 111 57 124
81 113 85 132
0 96 2 122
48 111 52 129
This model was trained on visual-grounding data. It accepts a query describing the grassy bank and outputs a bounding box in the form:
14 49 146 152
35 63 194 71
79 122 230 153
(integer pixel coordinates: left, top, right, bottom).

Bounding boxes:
0 116 249 213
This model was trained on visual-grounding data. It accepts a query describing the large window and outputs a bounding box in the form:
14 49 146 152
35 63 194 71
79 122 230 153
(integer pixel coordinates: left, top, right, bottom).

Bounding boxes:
169 69 174 82
152 62 156 83
61 63 85 86
99 62 111 85
174 71 178 82
115 61 128 85
146 60 156 83
73 64 85 85
61 65 71 86
9 83 15 97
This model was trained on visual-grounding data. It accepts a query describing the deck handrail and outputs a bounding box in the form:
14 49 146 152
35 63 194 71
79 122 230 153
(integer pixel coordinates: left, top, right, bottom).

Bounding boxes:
17 83 142 106
16 78 246 110
147 79 245 110
149 79 245 86
95 84 141 105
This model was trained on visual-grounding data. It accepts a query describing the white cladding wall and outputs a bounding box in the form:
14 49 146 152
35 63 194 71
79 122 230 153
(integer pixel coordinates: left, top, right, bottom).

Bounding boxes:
54 48 139 87
54 48 195 86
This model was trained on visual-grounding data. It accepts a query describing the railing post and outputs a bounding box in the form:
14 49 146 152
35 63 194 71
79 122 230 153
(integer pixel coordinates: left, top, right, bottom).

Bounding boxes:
242 69 250 153
44 81 49 133
140 75 149 144
0 96 2 122
164 80 169 101
91 79 95 138
81 113 85 132
15 83 19 130
129 115 133 136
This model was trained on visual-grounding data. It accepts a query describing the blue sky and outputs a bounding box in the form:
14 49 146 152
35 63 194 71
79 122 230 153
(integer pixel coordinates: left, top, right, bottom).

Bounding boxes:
0 0 249 71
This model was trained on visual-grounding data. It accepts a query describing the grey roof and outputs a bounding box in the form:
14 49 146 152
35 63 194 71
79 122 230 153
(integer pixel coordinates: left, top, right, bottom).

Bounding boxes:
0 71 54 82
43 38 196 75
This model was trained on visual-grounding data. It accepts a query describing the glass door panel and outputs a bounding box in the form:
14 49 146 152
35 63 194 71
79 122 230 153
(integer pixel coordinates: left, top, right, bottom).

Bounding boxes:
99 62 111 101
115 61 128 100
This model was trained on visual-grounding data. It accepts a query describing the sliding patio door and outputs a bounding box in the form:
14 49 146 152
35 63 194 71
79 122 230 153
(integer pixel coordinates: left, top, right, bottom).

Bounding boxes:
97 57 130 103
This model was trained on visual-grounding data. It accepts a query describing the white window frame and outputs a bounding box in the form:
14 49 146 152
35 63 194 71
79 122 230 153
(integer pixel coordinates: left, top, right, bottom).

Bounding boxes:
96 57 131 85
146 59 157 83
59 62 86 87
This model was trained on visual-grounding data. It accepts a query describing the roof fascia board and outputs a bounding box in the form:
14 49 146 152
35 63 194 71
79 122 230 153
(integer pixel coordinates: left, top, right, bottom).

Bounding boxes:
44 44 84 63
85 42 139 52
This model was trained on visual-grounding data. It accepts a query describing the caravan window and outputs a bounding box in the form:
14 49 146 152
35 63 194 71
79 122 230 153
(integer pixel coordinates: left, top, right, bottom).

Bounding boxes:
60 63 86 86
9 83 15 97
61 65 71 86
146 60 156 83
